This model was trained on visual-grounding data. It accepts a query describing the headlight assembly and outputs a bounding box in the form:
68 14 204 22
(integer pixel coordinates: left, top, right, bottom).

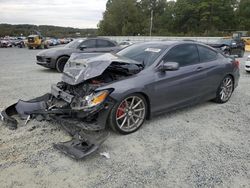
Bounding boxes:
221 46 228 51
70 89 112 110
84 90 110 108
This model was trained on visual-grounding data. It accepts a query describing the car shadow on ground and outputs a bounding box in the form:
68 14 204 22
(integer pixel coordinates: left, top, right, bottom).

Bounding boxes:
37 68 61 74
140 100 219 130
107 100 217 137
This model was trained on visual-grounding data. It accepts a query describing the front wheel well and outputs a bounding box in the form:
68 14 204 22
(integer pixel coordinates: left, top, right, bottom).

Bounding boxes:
134 92 151 120
55 55 70 72
56 55 70 63
227 74 235 90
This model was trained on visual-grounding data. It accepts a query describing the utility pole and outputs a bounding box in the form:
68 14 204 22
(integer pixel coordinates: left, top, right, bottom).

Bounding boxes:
150 10 153 36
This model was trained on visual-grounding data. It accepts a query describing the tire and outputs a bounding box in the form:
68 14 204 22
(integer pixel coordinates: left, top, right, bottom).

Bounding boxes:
108 93 147 134
56 56 69 73
238 49 244 58
28 46 33 49
224 50 230 56
214 75 234 104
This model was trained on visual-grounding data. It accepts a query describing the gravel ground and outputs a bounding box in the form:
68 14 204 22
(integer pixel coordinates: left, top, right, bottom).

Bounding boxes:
0 48 249 188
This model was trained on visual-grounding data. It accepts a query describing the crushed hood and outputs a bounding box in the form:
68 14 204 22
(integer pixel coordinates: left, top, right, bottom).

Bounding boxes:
62 53 142 85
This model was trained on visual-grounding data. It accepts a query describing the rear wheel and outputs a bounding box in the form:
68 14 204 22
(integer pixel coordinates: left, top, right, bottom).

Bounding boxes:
214 75 234 103
238 49 244 58
109 94 147 134
56 56 69 72
224 50 230 56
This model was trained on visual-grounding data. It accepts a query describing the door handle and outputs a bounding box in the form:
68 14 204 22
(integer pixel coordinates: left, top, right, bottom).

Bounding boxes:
196 67 203 71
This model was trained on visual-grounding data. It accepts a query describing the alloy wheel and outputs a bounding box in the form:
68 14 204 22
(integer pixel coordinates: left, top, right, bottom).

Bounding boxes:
220 77 233 102
115 96 146 133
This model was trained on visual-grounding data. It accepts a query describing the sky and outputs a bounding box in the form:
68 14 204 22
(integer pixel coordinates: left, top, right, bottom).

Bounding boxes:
0 0 108 28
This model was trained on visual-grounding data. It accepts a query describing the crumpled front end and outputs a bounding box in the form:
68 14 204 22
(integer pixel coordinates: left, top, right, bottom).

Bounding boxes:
0 53 143 159
0 81 115 159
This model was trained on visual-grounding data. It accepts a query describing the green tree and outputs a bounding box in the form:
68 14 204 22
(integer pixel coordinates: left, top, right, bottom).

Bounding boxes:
98 0 247 36
137 0 168 35
173 0 238 35
98 0 142 35
238 0 250 30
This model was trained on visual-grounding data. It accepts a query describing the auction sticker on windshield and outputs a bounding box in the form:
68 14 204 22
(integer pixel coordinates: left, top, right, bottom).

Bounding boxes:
145 48 161 53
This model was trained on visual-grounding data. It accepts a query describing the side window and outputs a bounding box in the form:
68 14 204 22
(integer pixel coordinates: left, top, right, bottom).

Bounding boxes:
163 44 199 66
197 45 217 62
97 39 115 47
80 39 96 48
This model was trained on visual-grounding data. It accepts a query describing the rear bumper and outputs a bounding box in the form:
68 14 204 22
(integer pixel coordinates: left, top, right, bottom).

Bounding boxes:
245 66 250 71
28 43 40 47
245 61 250 71
234 69 240 89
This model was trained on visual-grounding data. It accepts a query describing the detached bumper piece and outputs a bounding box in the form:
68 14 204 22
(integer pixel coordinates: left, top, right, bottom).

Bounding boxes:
1 103 18 130
0 94 109 160
54 130 109 159
1 94 50 130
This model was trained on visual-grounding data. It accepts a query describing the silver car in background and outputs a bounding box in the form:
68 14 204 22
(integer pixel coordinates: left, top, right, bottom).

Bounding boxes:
36 37 121 72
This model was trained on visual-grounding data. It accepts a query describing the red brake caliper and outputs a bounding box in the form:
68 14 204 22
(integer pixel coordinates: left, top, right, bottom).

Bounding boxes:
116 101 126 118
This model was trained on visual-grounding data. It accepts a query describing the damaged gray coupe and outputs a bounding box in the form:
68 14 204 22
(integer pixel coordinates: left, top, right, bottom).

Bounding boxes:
0 41 240 159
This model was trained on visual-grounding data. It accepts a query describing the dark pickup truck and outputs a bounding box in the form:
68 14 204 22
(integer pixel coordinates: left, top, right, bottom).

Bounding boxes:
207 38 245 57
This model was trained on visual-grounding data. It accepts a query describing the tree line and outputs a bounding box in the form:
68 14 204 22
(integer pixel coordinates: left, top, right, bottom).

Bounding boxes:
0 24 97 38
98 0 250 36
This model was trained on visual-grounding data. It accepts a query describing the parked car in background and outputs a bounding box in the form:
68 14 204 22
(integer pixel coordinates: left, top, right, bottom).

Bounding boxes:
207 38 245 57
12 39 25 48
119 41 133 48
0 40 12 48
27 35 48 49
36 37 121 72
245 55 250 73
46 38 58 46
59 38 70 44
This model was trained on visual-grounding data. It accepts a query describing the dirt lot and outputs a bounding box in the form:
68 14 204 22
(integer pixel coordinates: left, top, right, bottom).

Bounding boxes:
0 48 249 188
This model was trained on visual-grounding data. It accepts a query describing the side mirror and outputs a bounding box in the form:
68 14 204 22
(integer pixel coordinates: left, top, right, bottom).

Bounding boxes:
159 61 179 71
79 45 87 51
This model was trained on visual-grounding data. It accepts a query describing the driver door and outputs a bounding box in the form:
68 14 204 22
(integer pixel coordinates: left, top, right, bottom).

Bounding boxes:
78 39 97 52
152 44 207 113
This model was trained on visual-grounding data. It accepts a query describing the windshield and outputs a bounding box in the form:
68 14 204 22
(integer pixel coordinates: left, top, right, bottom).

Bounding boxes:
117 43 168 67
216 39 233 45
64 38 84 48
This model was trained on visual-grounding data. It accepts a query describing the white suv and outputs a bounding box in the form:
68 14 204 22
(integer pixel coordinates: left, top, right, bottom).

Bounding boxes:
245 55 250 73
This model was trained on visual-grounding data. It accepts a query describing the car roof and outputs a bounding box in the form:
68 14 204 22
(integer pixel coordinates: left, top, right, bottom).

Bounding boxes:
135 40 201 46
132 40 220 53
28 35 39 37
89 37 118 44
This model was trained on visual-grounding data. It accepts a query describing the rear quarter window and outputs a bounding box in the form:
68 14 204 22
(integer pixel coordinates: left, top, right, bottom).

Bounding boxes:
198 45 218 62
97 39 115 47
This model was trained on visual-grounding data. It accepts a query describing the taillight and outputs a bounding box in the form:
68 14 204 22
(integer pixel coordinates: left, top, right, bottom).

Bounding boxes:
234 60 240 69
